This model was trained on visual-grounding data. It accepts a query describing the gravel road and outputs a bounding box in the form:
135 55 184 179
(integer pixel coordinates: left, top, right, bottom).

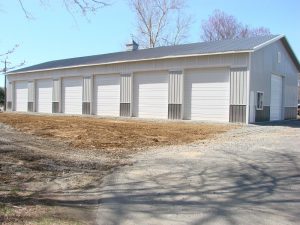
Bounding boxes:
96 121 300 225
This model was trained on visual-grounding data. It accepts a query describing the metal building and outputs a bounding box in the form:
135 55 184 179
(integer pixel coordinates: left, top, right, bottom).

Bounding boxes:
6 35 300 123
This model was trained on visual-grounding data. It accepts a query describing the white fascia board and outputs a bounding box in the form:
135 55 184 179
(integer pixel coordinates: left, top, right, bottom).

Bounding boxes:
253 35 284 51
7 50 252 75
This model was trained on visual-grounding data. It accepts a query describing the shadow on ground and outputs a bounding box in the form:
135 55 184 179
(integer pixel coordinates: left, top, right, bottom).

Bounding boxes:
95 144 300 224
255 119 300 128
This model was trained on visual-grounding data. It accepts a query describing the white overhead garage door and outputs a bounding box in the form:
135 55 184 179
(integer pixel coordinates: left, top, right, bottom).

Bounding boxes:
62 77 82 115
15 81 28 112
270 74 283 121
133 71 168 119
96 74 120 116
37 79 52 113
184 68 230 122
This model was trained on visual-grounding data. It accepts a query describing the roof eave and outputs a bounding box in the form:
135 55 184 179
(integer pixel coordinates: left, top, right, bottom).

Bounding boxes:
253 35 285 51
253 35 300 72
280 37 300 72
7 50 252 75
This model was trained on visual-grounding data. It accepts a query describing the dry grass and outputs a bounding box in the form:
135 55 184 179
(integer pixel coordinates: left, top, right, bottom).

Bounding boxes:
0 204 85 225
0 113 235 154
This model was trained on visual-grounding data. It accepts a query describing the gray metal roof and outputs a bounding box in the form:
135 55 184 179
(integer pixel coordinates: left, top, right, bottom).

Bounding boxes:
9 35 300 73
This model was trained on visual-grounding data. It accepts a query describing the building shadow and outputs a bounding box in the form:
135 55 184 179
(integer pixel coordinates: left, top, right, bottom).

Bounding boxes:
254 119 300 128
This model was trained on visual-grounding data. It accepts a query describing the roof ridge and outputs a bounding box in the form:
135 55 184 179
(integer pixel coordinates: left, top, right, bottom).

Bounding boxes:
9 35 283 74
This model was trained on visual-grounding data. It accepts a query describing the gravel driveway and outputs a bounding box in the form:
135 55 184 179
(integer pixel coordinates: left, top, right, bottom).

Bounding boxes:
96 121 300 225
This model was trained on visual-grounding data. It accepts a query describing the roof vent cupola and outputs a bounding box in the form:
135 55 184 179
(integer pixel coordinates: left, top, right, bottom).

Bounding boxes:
126 40 139 51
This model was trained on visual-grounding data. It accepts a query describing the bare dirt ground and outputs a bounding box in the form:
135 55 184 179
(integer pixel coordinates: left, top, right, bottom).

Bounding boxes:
0 112 234 224
0 113 233 156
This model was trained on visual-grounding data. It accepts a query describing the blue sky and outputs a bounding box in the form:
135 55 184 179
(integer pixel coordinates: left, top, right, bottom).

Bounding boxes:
0 0 299 87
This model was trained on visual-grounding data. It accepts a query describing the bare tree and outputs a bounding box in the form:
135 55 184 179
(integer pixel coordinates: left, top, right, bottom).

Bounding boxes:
201 10 271 42
17 0 110 19
1 45 25 74
129 0 192 48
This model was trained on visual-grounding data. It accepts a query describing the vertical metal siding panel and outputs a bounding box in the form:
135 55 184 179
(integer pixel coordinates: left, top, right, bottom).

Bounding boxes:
169 74 172 103
178 74 181 103
83 77 92 102
122 76 125 103
127 76 130 102
242 71 245 105
239 71 242 105
176 73 178 103
168 71 183 119
244 71 248 105
120 74 132 103
124 75 127 103
237 71 240 105
12 81 15 111
172 73 175 103
230 71 233 104
233 72 237 105
229 68 247 123
7 82 12 102
120 76 123 103
28 81 34 102
83 78 86 102
240 71 243 105
177 74 180 103
175 74 177 103
52 79 60 102
168 74 171 103
172 74 174 103
125 76 128 102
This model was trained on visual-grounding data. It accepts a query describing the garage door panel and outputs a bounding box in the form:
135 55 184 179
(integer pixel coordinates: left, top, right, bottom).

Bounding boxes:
63 77 82 115
270 75 283 121
96 75 120 116
185 68 230 122
133 71 168 119
37 79 52 113
15 81 28 112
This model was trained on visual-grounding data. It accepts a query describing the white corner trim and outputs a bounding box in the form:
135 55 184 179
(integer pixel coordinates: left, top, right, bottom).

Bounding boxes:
7 50 252 75
246 52 252 124
253 35 284 51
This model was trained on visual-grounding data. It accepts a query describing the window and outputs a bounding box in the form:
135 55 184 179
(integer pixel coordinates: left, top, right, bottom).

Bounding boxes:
277 51 281 64
256 92 264 110
298 80 300 87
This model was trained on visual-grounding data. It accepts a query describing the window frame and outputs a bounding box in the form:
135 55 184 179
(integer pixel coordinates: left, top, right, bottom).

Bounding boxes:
277 51 281 64
256 91 264 111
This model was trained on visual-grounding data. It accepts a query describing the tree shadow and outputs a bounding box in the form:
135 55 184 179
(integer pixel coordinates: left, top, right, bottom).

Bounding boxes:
94 151 300 224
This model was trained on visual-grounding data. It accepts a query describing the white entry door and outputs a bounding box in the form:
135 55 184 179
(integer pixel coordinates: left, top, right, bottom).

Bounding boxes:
270 74 283 121
184 68 230 122
133 71 169 119
37 79 52 113
15 81 28 112
95 74 120 116
63 77 83 114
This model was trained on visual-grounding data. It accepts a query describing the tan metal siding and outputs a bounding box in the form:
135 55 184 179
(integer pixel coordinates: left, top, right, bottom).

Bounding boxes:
27 81 35 102
168 71 183 104
83 77 92 102
52 79 60 102
120 74 132 103
230 68 247 105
